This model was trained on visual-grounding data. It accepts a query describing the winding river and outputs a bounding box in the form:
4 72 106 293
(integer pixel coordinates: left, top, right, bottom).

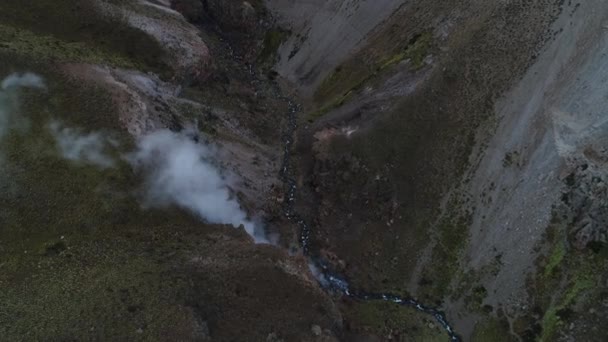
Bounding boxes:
276 95 462 342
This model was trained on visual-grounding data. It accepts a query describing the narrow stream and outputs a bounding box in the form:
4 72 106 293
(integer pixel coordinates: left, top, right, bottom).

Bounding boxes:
276 95 462 342
211 29 461 341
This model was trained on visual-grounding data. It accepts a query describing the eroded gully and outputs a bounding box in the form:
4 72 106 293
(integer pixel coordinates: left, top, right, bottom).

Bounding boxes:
211 32 461 341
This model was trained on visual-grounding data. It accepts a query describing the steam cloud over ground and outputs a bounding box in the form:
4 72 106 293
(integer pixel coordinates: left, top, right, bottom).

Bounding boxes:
48 126 267 242
1 73 45 91
49 121 117 169
128 130 267 243
0 71 267 243
0 73 45 140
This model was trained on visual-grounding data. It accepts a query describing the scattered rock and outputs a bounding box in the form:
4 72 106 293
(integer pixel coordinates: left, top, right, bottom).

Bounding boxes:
559 160 608 250
266 332 283 342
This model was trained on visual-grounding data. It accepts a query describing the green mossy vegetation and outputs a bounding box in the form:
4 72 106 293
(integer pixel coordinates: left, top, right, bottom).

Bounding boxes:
308 89 355 122
542 241 566 279
520 216 606 342
310 32 434 121
0 24 135 68
417 196 472 303
379 32 433 70
538 266 595 342
471 318 517 342
313 61 372 111
536 249 597 342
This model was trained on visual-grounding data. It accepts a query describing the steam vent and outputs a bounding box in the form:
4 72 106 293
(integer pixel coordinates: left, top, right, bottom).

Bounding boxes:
2 1 608 341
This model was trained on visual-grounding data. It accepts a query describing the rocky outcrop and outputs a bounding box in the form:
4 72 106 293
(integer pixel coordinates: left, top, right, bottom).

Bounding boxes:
98 0 212 83
561 162 608 250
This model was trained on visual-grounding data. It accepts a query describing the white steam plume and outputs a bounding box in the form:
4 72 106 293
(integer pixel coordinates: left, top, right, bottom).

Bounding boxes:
308 262 329 287
1 73 270 244
128 130 268 243
49 121 117 169
1 73 45 91
46 119 267 242
0 73 45 140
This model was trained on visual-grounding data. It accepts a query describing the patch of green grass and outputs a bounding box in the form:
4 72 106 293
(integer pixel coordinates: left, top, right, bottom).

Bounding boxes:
543 242 566 279
344 301 447 341
466 285 489 311
258 29 289 64
0 77 133 256
0 24 135 68
379 53 407 70
530 220 599 342
539 270 594 342
471 318 517 342
37 238 68 256
307 90 354 122
418 197 472 302
0 0 168 73
379 32 433 70
539 307 559 342
313 61 372 109
310 32 434 121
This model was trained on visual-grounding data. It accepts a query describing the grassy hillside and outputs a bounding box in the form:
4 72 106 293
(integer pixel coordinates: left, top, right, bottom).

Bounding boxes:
0 2 339 340
0 0 167 71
